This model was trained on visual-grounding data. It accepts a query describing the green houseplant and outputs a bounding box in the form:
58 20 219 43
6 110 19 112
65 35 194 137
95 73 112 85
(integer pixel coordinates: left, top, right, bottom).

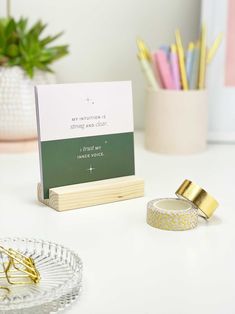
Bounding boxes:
0 6 69 142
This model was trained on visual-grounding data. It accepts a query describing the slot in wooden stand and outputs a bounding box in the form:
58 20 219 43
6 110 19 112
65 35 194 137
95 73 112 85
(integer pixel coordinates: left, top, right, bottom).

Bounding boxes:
37 176 144 211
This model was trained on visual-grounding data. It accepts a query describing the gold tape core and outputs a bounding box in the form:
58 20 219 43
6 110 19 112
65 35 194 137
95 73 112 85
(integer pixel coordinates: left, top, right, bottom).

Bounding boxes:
146 198 198 231
176 180 219 219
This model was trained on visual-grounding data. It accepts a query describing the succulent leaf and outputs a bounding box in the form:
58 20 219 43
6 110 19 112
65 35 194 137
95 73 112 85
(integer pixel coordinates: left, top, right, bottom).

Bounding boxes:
0 17 69 78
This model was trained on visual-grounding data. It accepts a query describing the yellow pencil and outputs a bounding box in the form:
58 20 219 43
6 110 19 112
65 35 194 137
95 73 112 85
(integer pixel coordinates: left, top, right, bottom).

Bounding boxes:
207 33 223 64
136 38 152 63
175 29 188 90
198 24 207 89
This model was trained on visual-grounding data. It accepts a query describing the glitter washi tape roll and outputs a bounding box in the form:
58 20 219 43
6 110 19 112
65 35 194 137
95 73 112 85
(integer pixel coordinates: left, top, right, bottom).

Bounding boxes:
146 179 219 231
147 198 198 231
176 179 219 219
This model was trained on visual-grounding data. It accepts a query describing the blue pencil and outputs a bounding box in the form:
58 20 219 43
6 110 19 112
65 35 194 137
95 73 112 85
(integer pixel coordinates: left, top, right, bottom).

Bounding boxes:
186 42 194 83
189 44 200 89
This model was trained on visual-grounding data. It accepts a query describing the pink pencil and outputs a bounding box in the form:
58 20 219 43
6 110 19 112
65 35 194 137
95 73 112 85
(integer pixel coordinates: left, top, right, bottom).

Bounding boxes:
153 50 175 89
169 44 181 90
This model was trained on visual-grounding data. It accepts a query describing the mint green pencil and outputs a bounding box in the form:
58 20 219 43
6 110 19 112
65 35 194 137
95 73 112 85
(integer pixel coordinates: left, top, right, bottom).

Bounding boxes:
137 51 159 91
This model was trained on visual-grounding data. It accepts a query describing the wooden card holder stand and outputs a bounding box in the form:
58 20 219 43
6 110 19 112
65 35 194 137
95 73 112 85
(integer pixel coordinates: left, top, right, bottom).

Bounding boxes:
37 176 144 211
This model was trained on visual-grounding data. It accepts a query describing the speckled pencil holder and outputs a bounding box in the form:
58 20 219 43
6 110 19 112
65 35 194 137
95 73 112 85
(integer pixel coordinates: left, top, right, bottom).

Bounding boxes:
145 89 208 154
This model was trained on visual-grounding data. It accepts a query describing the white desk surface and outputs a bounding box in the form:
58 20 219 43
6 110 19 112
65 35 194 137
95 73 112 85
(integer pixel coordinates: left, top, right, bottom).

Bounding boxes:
0 132 234 314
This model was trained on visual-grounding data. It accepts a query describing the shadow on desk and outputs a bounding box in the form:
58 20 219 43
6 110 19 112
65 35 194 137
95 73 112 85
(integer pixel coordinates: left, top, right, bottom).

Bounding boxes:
198 215 222 227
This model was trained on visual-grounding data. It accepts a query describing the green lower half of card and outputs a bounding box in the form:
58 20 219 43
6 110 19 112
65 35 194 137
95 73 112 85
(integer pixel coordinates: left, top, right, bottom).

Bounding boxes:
41 132 135 199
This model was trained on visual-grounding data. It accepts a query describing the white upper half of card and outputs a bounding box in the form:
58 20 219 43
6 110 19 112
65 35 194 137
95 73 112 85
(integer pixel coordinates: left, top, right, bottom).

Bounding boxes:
35 81 134 142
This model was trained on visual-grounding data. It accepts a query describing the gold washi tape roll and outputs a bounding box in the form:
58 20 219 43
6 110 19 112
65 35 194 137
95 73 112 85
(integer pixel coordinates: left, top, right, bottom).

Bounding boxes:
147 198 198 231
176 179 219 219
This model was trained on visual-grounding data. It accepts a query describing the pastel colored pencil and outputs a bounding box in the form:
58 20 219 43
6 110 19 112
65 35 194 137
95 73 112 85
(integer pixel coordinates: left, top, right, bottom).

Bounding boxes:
207 33 223 64
160 45 170 59
152 52 164 88
186 42 195 83
175 29 188 90
137 51 159 90
153 50 174 89
170 44 181 90
189 44 200 89
136 38 152 62
198 24 207 89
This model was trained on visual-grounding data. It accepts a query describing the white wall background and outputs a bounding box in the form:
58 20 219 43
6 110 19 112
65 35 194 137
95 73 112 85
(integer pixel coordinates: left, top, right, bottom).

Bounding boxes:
0 0 201 129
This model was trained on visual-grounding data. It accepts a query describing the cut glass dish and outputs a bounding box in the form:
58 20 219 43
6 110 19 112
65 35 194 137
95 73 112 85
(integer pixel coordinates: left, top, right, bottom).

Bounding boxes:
0 238 82 313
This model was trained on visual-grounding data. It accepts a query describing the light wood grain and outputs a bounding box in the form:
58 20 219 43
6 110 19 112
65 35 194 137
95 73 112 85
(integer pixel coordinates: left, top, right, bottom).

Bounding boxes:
37 176 144 211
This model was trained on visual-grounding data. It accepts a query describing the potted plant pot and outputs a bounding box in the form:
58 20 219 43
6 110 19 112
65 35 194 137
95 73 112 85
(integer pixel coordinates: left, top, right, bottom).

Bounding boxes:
0 13 68 148
0 66 56 140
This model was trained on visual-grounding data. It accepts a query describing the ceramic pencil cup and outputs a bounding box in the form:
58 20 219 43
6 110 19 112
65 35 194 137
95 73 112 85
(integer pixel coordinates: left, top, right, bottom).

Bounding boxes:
145 89 208 154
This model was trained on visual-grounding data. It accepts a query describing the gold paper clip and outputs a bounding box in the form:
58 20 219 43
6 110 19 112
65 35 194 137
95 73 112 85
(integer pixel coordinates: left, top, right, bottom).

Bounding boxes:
0 286 10 300
0 246 40 286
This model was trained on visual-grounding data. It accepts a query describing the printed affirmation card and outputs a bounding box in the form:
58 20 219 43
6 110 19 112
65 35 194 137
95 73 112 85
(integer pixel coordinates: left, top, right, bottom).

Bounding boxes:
35 81 135 199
